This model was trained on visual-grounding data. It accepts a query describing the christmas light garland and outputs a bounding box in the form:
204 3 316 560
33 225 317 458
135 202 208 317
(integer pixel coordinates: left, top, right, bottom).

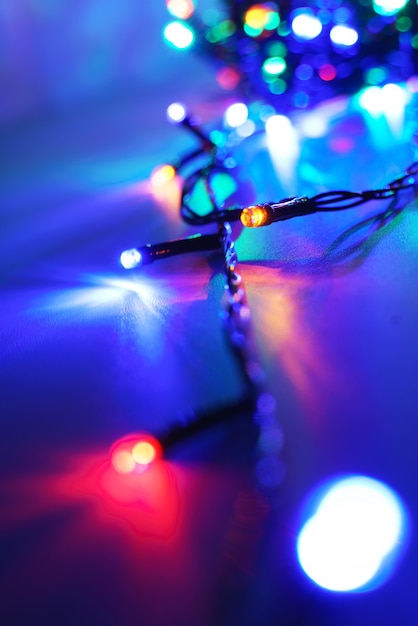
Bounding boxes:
106 1 418 597
118 110 417 492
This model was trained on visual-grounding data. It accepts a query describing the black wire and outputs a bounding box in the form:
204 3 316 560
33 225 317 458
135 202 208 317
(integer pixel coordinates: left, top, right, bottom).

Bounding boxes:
177 145 417 226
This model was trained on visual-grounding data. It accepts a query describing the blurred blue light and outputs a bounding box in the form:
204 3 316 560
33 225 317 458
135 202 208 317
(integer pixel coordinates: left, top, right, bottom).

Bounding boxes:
330 25 359 46
291 12 323 40
297 476 407 592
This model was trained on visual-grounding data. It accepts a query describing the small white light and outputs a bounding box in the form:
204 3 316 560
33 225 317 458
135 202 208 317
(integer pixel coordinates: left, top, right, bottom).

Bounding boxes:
167 102 187 123
330 25 359 47
224 102 249 128
291 12 322 40
120 249 142 270
297 476 407 592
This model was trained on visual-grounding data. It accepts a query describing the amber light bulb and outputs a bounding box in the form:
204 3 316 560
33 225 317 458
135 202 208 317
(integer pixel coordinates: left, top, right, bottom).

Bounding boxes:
240 204 269 228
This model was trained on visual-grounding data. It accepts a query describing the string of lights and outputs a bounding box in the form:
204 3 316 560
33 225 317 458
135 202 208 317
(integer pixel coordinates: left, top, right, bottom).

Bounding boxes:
121 153 417 269
119 108 416 495
108 1 418 597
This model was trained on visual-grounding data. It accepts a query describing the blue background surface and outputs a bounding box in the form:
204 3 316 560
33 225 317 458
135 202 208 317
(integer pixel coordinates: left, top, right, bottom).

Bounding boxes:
1 2 418 624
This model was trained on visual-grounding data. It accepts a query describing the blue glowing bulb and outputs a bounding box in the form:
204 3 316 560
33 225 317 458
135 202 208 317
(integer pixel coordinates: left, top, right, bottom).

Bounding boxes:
296 476 407 592
291 12 322 40
330 25 359 47
120 249 142 270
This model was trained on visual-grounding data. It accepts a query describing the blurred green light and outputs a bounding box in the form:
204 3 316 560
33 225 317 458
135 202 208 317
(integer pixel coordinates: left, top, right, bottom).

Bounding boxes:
396 16 412 32
212 173 238 204
263 56 287 76
277 21 291 36
266 41 287 57
206 20 236 43
209 130 226 147
268 78 287 95
243 23 264 37
373 0 408 16
365 66 387 84
265 12 280 30
163 21 195 49
412 34 418 50
187 173 237 215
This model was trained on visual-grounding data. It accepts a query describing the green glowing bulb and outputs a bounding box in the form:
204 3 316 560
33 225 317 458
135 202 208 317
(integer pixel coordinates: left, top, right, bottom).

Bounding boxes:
263 56 287 76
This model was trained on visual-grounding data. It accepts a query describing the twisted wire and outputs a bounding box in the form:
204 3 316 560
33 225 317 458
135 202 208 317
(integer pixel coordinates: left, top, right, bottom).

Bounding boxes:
219 222 284 490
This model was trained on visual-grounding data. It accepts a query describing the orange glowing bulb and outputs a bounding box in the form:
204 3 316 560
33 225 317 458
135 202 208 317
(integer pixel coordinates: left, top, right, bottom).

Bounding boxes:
132 441 157 465
244 5 270 30
150 164 176 188
240 205 269 227
111 449 136 474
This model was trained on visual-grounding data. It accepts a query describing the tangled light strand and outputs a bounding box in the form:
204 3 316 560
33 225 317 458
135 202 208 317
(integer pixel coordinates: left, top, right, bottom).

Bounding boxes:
120 110 417 491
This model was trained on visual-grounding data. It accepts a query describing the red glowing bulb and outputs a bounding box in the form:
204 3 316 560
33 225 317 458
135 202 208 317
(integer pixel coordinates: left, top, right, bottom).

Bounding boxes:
110 434 162 474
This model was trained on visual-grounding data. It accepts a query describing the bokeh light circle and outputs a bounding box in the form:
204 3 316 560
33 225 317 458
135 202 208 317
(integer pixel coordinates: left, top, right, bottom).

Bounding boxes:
110 434 162 475
297 475 407 592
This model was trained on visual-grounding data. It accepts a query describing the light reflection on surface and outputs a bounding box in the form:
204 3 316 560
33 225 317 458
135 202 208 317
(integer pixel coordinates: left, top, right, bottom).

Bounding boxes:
21 268 211 322
150 170 183 220
265 115 300 193
24 273 165 318
241 264 332 417
357 83 411 145
0 444 253 626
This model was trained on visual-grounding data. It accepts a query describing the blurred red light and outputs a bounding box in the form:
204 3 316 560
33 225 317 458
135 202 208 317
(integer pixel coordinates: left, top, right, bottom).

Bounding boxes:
110 434 162 474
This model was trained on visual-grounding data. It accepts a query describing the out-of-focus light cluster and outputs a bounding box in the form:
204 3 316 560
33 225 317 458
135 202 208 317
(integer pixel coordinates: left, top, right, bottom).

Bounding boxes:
244 3 280 37
163 0 418 110
155 77 412 193
358 82 409 115
111 434 162 474
297 476 407 592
